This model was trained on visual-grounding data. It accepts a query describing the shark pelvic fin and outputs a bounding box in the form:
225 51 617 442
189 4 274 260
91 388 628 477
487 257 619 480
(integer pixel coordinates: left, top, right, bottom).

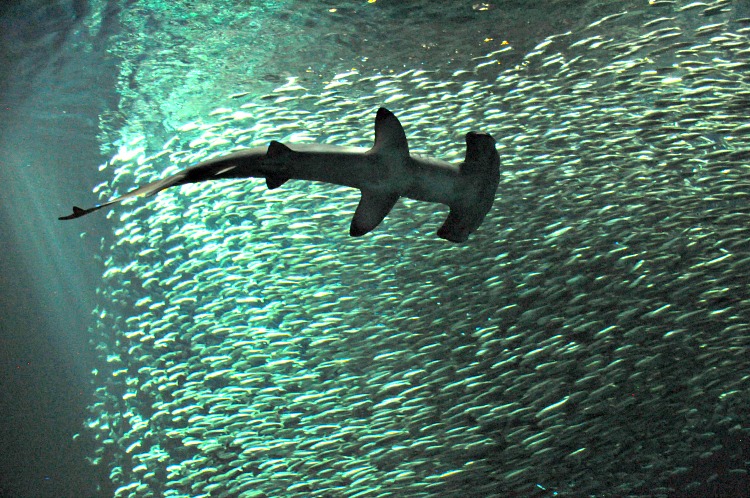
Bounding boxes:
266 174 289 189
267 140 293 158
371 107 409 156
350 190 400 237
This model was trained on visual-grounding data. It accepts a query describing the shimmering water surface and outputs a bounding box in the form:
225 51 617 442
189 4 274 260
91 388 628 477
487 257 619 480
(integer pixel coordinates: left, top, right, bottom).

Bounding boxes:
3 0 750 496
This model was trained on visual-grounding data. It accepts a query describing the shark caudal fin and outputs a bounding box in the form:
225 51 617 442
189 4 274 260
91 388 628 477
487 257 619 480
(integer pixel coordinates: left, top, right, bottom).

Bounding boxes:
59 205 101 220
349 108 410 237
58 172 190 220
437 132 500 242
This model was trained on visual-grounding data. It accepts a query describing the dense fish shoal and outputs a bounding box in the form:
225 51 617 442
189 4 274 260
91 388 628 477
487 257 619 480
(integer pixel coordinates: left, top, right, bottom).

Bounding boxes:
87 2 750 497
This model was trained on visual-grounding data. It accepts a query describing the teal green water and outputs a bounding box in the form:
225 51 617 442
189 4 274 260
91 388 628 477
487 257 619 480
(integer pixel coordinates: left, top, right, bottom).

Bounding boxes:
83 1 750 496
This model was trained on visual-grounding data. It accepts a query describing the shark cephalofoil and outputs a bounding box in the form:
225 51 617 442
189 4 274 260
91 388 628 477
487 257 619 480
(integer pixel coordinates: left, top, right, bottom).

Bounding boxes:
60 108 499 242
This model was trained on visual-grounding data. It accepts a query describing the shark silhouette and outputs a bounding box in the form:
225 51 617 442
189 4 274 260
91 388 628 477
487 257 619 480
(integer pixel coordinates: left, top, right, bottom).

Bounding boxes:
60 108 499 242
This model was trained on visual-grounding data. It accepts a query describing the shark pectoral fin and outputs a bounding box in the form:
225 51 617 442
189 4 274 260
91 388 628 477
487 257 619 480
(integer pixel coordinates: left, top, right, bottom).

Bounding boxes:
350 190 400 237
265 141 292 188
370 107 409 155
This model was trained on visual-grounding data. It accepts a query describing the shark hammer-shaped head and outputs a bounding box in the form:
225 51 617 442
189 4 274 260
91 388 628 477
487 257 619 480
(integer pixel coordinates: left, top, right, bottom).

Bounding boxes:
436 131 500 242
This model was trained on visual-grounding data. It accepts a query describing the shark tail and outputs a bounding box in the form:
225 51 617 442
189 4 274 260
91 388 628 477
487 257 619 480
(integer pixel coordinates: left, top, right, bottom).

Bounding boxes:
58 148 263 221
58 171 190 220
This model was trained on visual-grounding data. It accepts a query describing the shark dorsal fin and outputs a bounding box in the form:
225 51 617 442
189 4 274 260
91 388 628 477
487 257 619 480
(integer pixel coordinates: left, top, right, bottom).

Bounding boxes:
371 107 409 155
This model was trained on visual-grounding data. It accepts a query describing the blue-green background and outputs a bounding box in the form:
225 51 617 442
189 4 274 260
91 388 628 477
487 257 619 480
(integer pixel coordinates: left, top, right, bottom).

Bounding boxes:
2 1 749 497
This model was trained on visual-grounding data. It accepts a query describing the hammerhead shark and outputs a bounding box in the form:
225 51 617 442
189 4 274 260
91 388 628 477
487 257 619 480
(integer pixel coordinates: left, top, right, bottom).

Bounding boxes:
59 107 499 242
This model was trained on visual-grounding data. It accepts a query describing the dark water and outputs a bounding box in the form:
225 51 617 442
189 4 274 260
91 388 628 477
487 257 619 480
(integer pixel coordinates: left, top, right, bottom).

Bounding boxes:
2 0 749 497
0 1 113 496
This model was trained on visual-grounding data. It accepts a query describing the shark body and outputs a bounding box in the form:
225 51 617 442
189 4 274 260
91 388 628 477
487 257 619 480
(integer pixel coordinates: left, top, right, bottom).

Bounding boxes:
60 107 499 242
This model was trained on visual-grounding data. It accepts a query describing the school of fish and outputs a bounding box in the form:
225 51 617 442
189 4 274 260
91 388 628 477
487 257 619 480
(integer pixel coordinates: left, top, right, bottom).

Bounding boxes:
84 1 750 496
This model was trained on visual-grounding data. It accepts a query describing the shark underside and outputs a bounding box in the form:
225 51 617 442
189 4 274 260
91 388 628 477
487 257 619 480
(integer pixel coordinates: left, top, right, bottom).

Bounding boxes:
60 107 500 242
